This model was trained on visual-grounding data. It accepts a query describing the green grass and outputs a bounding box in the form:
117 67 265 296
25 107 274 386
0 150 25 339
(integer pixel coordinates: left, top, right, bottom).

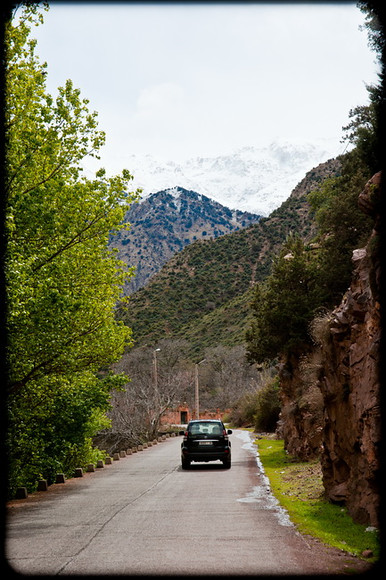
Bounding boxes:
256 437 380 562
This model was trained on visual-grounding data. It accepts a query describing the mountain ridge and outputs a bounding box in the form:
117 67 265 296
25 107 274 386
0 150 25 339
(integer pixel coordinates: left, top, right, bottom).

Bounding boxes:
124 139 340 215
109 186 261 294
119 157 342 355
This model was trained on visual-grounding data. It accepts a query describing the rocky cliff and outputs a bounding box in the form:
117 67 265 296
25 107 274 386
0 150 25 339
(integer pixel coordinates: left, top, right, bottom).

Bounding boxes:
278 172 382 527
318 172 382 527
278 346 324 460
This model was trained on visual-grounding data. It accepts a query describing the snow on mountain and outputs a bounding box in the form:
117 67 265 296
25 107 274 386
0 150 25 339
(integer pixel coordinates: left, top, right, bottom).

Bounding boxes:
125 139 341 216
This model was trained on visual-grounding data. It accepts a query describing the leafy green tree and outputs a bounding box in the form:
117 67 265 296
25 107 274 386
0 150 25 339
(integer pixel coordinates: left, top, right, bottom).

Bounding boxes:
341 84 382 175
344 1 384 173
5 4 140 493
246 235 322 364
358 0 385 59
307 154 373 306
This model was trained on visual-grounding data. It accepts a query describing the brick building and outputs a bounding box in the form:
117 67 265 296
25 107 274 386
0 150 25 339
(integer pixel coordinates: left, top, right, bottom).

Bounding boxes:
160 405 229 426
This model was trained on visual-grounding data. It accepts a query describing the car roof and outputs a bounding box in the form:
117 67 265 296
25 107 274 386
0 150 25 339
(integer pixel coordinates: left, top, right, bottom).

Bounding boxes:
188 419 222 423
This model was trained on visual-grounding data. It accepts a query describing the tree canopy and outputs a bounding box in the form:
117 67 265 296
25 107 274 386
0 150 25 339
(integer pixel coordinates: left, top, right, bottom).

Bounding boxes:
5 3 140 494
245 235 324 364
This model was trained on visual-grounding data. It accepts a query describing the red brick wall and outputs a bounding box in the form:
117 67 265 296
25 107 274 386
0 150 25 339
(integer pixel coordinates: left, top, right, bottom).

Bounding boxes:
160 405 229 425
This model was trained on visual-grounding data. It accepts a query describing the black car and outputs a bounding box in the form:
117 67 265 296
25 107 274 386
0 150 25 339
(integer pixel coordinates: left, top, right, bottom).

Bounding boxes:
180 419 232 469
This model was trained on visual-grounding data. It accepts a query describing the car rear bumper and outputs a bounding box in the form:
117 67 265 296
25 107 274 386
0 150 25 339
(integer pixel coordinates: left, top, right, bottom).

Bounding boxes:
182 448 231 462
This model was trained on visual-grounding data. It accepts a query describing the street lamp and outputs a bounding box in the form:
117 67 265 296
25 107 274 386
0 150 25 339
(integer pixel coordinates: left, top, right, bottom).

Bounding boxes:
195 359 206 420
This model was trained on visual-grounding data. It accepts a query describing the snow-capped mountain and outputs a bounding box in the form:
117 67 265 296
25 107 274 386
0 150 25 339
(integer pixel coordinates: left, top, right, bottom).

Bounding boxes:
110 186 261 294
125 139 341 216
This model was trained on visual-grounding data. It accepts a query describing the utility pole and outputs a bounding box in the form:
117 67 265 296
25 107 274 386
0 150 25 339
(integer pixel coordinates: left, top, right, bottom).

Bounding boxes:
195 359 206 420
153 348 161 401
152 348 161 436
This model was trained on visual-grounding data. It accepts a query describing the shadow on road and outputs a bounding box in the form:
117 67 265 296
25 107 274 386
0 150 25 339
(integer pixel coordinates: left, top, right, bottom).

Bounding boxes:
178 462 230 471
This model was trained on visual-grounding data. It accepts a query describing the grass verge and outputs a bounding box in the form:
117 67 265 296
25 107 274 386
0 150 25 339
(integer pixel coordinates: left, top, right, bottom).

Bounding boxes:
255 437 380 562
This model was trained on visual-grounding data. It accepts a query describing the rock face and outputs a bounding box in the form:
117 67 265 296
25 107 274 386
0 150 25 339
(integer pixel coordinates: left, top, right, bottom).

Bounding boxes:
317 172 382 527
278 347 324 460
278 172 382 527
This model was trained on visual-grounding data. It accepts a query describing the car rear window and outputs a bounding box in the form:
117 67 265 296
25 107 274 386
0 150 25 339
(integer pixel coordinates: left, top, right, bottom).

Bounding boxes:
188 422 223 435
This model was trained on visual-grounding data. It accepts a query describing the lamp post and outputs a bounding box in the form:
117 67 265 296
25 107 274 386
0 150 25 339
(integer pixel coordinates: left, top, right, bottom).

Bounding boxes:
195 359 206 420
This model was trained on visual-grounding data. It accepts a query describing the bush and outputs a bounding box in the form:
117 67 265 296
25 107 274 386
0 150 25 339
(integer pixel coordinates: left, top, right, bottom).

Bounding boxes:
254 376 281 432
228 391 260 427
227 373 280 432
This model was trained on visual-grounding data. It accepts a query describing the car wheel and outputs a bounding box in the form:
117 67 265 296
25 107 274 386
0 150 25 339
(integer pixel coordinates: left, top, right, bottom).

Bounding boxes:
181 458 191 469
222 459 231 469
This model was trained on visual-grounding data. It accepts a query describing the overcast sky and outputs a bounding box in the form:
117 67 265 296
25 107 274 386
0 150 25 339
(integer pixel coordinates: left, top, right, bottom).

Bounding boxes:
30 1 380 175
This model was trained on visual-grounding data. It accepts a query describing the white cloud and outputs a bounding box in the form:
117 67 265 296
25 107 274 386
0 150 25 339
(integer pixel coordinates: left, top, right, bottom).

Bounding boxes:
135 83 185 121
32 2 380 168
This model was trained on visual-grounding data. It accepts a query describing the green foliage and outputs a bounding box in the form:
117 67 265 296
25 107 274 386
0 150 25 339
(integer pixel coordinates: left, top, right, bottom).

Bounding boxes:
358 0 385 60
308 152 373 305
5 4 139 495
253 376 281 432
355 2 384 174
228 373 280 432
246 235 324 363
341 86 381 174
228 391 261 428
175 289 255 359
246 98 376 367
257 438 380 561
120 160 338 350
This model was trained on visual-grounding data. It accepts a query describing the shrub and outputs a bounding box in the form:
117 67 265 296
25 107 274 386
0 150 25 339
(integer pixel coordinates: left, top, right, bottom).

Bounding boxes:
254 376 281 432
228 391 260 427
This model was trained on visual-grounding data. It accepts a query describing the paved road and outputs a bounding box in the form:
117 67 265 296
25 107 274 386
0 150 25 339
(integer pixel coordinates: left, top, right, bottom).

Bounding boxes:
6 430 369 575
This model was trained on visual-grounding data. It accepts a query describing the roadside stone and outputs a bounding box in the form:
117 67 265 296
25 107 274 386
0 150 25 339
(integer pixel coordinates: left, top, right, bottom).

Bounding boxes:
87 464 95 472
105 457 112 465
37 480 48 491
55 474 65 484
15 487 28 499
113 453 120 461
96 460 104 468
119 450 126 457
74 468 83 478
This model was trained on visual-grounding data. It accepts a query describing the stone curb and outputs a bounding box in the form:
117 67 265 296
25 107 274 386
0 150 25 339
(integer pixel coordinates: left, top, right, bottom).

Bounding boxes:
13 433 178 499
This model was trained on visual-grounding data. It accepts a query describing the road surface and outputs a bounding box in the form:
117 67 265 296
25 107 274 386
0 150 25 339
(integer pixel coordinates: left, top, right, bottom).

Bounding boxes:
6 430 370 575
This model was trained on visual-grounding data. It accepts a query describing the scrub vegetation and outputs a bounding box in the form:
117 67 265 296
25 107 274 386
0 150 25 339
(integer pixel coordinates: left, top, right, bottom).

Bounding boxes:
256 437 380 561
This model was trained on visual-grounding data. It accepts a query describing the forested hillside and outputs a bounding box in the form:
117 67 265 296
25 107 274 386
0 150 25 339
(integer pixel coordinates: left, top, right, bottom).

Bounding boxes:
119 158 341 355
109 186 261 294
